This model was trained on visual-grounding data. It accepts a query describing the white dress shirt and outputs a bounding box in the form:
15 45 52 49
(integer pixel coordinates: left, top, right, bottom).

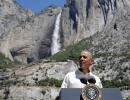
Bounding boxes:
61 69 103 88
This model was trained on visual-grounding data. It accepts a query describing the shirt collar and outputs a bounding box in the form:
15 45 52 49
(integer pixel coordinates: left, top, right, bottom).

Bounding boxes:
75 69 92 79
78 68 91 74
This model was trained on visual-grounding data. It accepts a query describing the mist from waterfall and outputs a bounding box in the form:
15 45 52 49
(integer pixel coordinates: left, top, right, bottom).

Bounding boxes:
51 11 62 55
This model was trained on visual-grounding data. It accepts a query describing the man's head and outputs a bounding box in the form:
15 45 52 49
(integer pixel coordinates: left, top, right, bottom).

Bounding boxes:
79 50 94 71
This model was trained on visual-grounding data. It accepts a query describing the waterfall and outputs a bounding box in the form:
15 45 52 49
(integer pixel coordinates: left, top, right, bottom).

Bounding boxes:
51 11 62 55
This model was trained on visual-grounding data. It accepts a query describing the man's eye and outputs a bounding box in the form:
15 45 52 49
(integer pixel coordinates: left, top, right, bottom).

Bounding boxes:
79 56 87 59
83 56 87 58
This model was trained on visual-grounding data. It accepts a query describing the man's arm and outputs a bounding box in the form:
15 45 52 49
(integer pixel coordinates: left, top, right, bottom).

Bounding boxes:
61 74 69 88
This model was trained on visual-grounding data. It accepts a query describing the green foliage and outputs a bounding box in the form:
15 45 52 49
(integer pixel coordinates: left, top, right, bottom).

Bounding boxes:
0 53 21 69
126 97 130 100
38 78 62 87
102 80 130 88
0 96 3 100
0 79 19 87
50 38 92 62
94 52 111 58
0 53 11 65
49 50 70 62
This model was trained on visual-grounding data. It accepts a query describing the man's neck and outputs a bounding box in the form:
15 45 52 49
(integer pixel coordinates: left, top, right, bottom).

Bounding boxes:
79 68 90 74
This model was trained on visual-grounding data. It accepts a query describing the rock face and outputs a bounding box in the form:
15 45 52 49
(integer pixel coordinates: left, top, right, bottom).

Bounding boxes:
61 0 130 46
0 0 61 63
0 60 77 100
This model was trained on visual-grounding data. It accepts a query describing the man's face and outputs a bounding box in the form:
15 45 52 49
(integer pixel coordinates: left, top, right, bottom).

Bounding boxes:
79 51 93 70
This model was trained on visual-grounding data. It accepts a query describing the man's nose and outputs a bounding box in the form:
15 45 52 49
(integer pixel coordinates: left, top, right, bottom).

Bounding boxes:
80 56 84 60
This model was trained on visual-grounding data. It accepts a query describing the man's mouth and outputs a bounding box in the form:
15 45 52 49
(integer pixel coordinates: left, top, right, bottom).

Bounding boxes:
79 61 84 65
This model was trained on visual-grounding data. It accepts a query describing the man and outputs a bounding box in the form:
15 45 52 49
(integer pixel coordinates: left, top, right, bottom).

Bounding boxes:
61 50 103 88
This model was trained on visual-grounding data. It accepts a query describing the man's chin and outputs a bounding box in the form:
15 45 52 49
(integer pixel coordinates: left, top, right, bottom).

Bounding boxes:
79 65 89 69
79 66 86 69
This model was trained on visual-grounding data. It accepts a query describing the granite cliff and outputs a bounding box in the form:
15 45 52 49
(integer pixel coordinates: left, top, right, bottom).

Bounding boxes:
0 0 130 100
0 0 61 63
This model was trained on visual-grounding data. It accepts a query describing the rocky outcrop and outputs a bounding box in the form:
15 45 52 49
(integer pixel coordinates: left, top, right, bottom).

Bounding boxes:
61 0 130 46
0 0 33 61
0 60 77 100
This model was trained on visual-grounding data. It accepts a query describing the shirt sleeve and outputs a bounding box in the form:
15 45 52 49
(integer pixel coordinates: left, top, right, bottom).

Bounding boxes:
97 77 103 88
99 80 103 88
61 74 69 88
94 75 103 88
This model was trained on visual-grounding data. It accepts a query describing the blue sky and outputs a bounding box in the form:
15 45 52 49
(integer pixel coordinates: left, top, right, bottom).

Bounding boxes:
16 0 65 13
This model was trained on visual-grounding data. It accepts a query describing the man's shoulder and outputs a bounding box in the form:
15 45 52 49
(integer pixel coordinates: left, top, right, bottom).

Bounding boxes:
89 72 100 80
66 70 76 76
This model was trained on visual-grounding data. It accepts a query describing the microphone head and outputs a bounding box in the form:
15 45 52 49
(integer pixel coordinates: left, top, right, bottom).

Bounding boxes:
80 78 88 84
87 76 96 84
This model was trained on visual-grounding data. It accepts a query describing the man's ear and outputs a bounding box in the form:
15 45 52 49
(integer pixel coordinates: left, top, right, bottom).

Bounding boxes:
91 59 95 64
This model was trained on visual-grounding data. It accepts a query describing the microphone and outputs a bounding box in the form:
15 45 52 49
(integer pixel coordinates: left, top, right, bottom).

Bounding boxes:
80 78 88 84
80 76 96 84
87 76 96 84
